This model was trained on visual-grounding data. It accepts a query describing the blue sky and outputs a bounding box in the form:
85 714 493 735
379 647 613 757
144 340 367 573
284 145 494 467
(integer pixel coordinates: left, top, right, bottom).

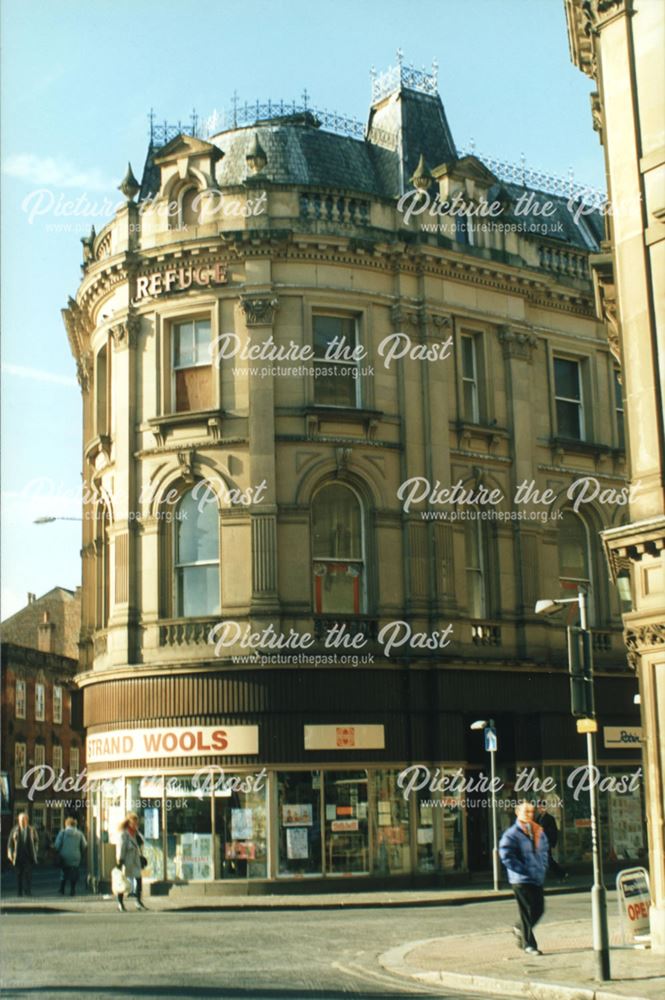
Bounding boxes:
0 0 602 618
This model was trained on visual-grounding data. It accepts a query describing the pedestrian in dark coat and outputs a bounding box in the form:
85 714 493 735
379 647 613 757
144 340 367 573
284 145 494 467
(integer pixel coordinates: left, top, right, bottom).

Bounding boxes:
499 800 549 955
536 801 567 880
55 817 87 896
115 812 147 911
6 813 39 896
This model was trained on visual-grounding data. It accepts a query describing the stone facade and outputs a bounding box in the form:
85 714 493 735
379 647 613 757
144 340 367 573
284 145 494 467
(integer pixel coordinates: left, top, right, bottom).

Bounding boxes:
565 0 665 952
62 61 643 890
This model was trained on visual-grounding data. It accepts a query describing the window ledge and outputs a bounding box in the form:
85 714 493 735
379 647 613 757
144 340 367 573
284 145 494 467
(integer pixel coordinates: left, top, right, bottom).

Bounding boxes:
147 410 225 446
454 421 509 452
550 437 613 461
303 406 383 441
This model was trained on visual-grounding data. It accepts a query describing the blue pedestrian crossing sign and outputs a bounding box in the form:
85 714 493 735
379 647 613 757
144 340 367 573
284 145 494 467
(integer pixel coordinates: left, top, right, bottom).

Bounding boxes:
485 727 498 752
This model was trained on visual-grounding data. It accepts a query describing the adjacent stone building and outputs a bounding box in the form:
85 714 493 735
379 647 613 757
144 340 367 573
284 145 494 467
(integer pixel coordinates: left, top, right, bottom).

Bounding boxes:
63 59 642 892
565 0 665 951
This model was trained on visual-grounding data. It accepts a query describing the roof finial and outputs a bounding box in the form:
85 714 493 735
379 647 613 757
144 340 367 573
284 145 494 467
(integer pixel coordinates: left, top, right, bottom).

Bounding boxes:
302 87 309 110
396 48 404 66
411 153 434 192
118 162 140 202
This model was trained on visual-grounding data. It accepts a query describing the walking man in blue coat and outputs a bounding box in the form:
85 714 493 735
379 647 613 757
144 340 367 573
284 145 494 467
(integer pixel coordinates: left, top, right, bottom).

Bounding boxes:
499 800 550 955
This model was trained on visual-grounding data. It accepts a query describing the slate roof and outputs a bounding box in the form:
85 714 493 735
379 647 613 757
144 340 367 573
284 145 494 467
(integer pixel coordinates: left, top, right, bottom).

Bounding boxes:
138 85 603 252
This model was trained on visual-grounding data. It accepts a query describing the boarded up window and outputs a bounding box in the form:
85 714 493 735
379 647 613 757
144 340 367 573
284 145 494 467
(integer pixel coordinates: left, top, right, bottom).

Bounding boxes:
175 365 212 412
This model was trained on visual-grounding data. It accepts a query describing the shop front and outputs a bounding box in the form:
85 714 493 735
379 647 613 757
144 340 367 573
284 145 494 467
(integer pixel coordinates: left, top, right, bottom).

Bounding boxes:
87 761 468 891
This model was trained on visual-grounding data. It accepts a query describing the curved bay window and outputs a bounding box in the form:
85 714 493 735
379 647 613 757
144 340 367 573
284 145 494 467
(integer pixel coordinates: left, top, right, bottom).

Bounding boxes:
558 510 594 623
312 483 365 615
175 487 220 617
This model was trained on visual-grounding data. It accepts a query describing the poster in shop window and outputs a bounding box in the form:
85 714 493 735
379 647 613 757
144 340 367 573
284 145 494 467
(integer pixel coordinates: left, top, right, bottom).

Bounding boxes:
231 808 253 840
282 804 313 827
286 827 309 860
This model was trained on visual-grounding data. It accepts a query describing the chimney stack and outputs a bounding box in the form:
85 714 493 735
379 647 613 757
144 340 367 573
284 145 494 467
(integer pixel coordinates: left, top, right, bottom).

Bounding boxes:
37 611 56 653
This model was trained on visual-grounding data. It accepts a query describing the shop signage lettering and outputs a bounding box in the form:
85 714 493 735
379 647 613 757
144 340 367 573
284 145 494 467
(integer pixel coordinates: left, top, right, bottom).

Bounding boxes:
86 725 259 764
603 726 643 749
616 867 651 941
134 262 228 302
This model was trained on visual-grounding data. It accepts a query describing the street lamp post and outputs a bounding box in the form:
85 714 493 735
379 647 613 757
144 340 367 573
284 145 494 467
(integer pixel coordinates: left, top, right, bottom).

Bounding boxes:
471 718 500 891
535 588 611 981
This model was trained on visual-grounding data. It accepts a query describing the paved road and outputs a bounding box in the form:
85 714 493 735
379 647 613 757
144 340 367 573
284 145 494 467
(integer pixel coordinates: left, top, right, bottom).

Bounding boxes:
0 893 594 999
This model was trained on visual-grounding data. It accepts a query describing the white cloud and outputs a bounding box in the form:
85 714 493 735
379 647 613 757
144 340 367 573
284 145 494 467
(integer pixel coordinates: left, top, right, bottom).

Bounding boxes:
2 363 77 387
2 153 115 191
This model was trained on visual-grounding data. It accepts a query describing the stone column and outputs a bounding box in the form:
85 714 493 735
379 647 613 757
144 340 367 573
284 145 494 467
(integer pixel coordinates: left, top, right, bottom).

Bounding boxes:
239 291 280 614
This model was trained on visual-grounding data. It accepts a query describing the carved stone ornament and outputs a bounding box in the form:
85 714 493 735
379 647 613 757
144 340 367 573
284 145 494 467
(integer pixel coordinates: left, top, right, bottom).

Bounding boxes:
335 447 352 474
498 326 538 362
590 91 603 137
110 314 140 350
76 352 93 393
624 622 665 670
583 0 632 29
177 449 196 484
390 304 420 328
239 295 279 326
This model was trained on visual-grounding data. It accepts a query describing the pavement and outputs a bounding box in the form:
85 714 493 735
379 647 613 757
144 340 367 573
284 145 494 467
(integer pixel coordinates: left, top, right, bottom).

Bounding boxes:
2 870 665 999
380 915 665 1000
0 869 590 913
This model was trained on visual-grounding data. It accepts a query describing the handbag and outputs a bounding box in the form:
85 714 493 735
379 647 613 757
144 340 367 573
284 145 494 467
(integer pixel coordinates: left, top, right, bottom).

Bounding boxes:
111 866 131 895
140 855 148 869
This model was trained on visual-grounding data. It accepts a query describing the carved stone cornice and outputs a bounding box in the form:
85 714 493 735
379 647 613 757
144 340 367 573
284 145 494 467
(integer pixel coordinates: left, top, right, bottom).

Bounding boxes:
601 516 665 580
239 294 279 326
497 325 538 362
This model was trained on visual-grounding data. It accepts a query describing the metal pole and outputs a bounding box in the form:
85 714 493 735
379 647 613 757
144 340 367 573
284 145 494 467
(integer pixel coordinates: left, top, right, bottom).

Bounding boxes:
490 747 500 891
489 719 500 891
579 588 611 981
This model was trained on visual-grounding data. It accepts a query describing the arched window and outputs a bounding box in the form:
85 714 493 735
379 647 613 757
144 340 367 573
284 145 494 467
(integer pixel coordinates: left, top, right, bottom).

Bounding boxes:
465 518 488 618
175 488 220 617
558 510 594 622
311 483 364 614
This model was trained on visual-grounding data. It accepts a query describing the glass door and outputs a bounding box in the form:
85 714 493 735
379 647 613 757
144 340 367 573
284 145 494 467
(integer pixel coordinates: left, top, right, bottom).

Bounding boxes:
324 770 368 875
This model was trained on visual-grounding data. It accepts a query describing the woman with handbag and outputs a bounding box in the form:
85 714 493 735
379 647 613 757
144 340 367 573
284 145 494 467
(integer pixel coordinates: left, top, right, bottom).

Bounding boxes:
115 812 148 911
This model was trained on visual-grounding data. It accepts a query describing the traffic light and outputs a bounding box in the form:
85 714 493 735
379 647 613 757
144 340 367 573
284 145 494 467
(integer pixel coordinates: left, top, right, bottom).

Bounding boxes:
567 626 595 718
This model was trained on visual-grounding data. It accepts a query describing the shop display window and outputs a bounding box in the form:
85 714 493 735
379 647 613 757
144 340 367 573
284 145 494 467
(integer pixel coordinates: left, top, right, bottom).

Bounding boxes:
373 770 411 875
213 773 268 879
126 776 166 880
277 770 322 876
165 776 213 881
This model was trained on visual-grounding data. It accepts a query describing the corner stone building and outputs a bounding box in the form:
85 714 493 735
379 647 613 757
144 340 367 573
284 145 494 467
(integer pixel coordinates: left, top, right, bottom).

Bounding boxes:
566 0 665 951
63 62 641 892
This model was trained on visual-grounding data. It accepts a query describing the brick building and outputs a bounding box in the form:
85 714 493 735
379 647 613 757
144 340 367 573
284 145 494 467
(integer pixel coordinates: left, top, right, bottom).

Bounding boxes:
1 589 84 861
